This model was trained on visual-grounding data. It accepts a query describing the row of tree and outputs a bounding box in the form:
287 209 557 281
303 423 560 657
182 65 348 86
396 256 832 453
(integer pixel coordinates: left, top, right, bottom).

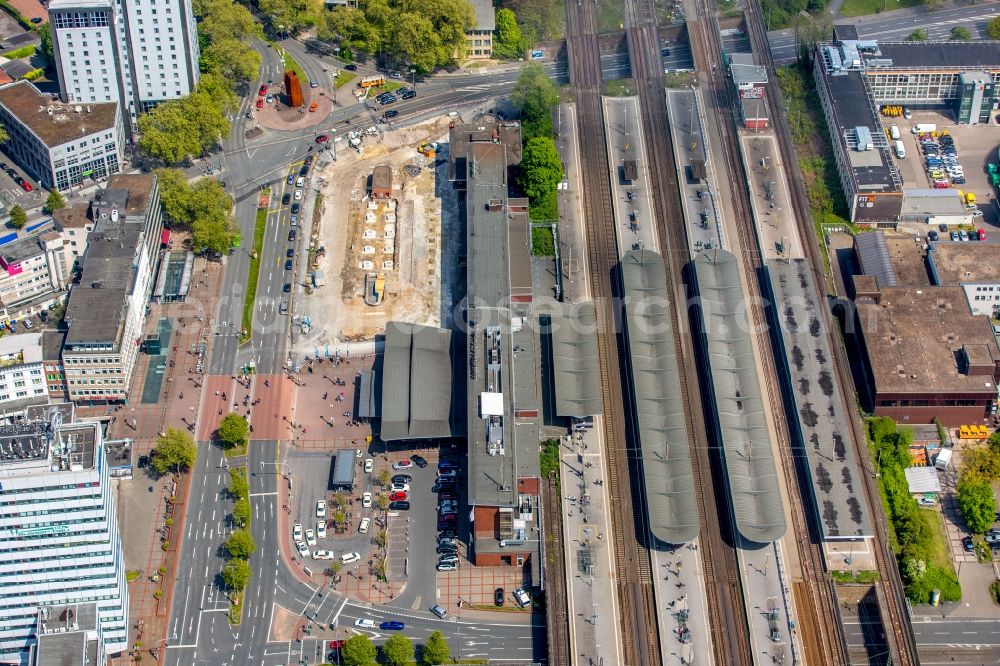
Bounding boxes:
511 64 562 223
867 418 961 604
333 630 451 666
155 167 239 255
222 466 256 595
195 0 264 89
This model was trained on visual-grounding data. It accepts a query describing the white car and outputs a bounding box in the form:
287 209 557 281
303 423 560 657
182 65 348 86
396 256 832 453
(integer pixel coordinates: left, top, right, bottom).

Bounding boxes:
359 517 370 534
293 523 303 541
316 501 327 518
392 460 413 471
294 189 303 200
362 492 373 508
296 541 309 558
364 458 374 473
354 618 376 629
917 497 936 507
341 551 361 565
296 176 305 187
513 588 531 608
313 549 335 560
316 521 327 539
305 529 317 546
391 482 410 493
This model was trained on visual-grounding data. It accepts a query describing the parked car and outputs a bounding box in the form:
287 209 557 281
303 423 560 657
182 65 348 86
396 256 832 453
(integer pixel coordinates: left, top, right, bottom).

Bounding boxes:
316 501 326 518
917 497 936 507
437 544 458 555
411 455 429 468
364 458 374 473
384 109 399 119
389 491 408 501
438 461 459 471
393 460 414 470
432 482 455 493
345 63 358 71
436 561 457 572
438 554 459 564
258 84 268 96
305 529 316 546
355 618 376 629
389 501 411 511
438 528 457 540
392 474 412 484
293 523 303 541
979 228 988 241
285 259 293 271
960 230 969 241
282 192 291 205
438 491 458 501
927 230 938 241
359 517 370 533
313 550 335 560
495 588 505 606
294 189 303 200
291 203 301 214
315 134 329 143
438 536 456 546
296 541 310 558
391 482 410 493
341 552 361 565
316 521 326 539
513 588 531 608
430 604 448 618
362 492 373 508
439 506 458 515
283 283 292 293
963 535 975 552
286 248 295 258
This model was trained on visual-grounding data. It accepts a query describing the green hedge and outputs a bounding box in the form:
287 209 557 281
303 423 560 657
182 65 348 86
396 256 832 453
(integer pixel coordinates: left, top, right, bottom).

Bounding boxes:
0 0 34 31
3 44 34 59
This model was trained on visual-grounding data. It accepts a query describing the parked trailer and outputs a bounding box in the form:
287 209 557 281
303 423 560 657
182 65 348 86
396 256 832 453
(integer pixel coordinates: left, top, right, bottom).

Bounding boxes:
911 123 937 134
359 75 385 88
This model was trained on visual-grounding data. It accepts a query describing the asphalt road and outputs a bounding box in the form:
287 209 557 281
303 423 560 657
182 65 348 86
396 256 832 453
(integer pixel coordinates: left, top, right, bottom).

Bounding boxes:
767 3 1000 64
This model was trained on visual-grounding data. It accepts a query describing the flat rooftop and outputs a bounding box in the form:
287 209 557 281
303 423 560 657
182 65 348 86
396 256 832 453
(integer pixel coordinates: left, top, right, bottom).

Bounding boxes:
0 331 43 365
884 235 931 287
873 41 1000 71
64 227 141 346
0 234 47 267
929 242 1000 285
769 260 872 540
0 81 118 148
35 602 101 666
456 121 540 508
0 421 48 465
103 174 155 218
858 286 1000 395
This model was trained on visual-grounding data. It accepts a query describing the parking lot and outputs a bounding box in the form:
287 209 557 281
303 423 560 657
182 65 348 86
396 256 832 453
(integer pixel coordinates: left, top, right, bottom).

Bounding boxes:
0 152 44 210
889 110 998 215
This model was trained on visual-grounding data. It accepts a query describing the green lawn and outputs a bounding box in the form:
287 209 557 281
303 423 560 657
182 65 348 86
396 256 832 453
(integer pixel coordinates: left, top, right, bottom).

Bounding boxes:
333 71 356 90
595 0 624 32
531 227 555 256
839 0 922 17
280 49 307 85
240 197 269 343
604 78 635 97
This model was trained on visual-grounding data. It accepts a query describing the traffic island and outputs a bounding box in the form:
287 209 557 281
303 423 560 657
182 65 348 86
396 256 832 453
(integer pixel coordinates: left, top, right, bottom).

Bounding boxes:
240 191 269 343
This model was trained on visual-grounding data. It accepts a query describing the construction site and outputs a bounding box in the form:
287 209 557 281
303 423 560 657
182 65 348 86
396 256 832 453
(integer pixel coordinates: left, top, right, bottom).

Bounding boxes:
300 117 461 348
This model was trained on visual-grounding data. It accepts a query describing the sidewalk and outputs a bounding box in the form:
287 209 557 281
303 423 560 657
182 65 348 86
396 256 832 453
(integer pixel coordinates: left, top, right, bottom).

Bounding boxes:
99 254 224 664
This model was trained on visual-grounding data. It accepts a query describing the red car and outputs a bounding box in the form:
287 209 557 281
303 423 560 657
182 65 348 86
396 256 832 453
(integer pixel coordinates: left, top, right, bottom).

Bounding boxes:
438 513 458 524
19 181 31 192
389 491 407 502
255 98 264 110
315 134 329 144
258 84 267 96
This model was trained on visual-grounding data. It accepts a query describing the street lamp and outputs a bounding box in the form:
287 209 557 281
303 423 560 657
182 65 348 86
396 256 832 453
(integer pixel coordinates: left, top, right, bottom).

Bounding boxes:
410 68 416 92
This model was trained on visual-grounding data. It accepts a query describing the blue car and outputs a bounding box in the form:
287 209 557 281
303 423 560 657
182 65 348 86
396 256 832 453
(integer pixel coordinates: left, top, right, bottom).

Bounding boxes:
379 621 405 631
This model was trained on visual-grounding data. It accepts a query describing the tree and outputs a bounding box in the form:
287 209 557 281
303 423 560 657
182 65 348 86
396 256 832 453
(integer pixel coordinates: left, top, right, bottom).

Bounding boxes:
902 556 926 584
151 429 197 474
229 468 249 500
232 497 251 527
327 560 343 577
374 494 390 512
44 190 66 214
224 530 257 559
154 168 191 225
924 0 944 12
504 0 561 43
907 29 927 41
193 215 239 255
511 63 559 140
988 16 1000 39
383 634 414 666
421 631 451 665
950 26 972 40
221 557 252 592
197 73 240 116
8 205 27 229
138 93 229 164
258 0 324 34
339 634 376 666
375 470 391 488
218 412 250 450
37 22 54 64
518 137 563 203
957 478 996 534
0 124 8 144
331 509 348 532
962 443 1000 482
493 9 525 60
201 39 263 87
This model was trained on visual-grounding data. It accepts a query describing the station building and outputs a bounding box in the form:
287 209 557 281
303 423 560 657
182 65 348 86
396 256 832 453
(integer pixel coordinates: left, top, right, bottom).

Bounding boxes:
813 29 1000 224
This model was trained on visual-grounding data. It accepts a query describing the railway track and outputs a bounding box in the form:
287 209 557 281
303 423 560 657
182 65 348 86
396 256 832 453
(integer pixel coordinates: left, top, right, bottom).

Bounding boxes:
683 0 849 664
620 0 752 665
541 473 571 666
564 3 659 665
741 2 921 664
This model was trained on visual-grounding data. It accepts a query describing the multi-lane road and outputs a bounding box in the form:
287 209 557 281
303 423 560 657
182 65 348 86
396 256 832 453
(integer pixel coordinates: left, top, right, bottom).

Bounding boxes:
767 2 1000 64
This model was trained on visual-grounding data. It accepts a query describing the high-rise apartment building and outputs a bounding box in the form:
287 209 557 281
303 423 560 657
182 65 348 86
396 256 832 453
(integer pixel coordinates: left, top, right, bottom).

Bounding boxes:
0 417 129 663
48 0 200 131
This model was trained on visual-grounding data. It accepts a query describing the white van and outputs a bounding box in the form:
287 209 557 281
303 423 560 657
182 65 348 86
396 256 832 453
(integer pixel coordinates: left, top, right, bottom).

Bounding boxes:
888 125 900 140
340 551 361 565
894 141 905 159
